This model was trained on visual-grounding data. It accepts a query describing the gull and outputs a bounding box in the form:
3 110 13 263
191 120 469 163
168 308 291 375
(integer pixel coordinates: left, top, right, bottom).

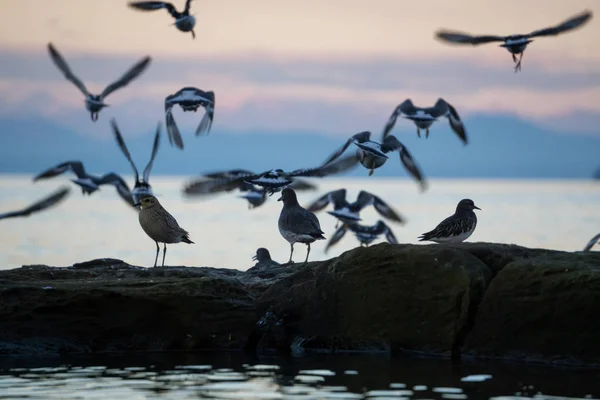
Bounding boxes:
418 199 481 243
435 10 593 72
325 220 398 253
583 233 600 252
47 43 151 121
322 131 427 191
129 0 196 39
382 98 467 144
110 119 161 205
0 186 70 221
164 87 215 149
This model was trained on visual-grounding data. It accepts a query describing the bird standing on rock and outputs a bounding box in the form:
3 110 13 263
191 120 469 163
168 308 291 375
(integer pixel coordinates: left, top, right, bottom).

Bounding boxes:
418 199 481 243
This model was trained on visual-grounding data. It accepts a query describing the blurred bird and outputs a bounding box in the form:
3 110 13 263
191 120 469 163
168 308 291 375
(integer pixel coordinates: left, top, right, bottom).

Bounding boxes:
583 233 600 252
325 220 398 253
164 87 215 149
435 9 593 72
382 98 467 144
47 43 151 121
129 0 196 39
0 187 70 221
251 247 281 269
418 199 481 243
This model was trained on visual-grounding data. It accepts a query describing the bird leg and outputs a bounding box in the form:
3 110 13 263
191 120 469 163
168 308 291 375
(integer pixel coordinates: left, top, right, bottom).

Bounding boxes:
91 112 98 122
288 243 295 264
513 53 524 73
162 243 167 267
426 128 430 138
416 127 421 138
369 168 375 176
191 30 196 39
153 241 160 268
305 243 311 263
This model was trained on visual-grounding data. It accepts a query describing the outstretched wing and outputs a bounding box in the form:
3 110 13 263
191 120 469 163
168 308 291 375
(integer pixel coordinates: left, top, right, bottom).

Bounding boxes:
382 136 427 192
0 186 70 220
33 161 88 181
382 221 399 244
47 43 89 96
306 189 347 212
356 191 405 223
96 173 136 208
288 179 318 192
183 172 260 196
528 10 593 38
202 169 255 179
435 30 506 45
322 131 371 166
100 56 151 99
143 122 161 182
166 111 184 149
184 0 193 13
382 100 417 140
429 98 468 144
291 154 360 179
128 1 178 18
583 232 600 252
110 119 140 182
324 224 349 253
196 105 214 136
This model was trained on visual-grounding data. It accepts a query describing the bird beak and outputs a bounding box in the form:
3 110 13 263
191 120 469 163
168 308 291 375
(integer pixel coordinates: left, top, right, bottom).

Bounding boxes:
277 196 282 202
252 255 258 261
474 205 481 210
134 203 141 207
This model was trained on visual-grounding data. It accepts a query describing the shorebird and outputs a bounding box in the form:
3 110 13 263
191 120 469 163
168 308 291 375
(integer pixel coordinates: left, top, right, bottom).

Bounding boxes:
323 131 427 191
278 188 326 264
136 195 194 267
110 119 161 205
164 87 215 149
47 43 151 121
418 199 481 243
0 186 70 221
583 233 600 252
325 220 398 253
129 0 197 39
435 9 593 72
306 189 405 227
251 248 281 269
382 98 467 144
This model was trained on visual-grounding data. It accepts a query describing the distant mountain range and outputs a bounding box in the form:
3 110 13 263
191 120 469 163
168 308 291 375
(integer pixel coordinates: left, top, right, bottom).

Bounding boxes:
0 113 599 179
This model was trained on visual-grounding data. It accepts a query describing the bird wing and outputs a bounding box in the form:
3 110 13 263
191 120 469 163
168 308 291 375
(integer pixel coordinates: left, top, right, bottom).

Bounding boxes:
324 224 349 253
166 111 184 149
418 214 472 241
143 122 161 182
583 232 600 252
47 43 89 96
184 0 193 13
282 207 324 237
33 161 87 181
195 104 214 136
291 154 360 178
440 99 468 145
435 30 506 45
321 131 370 166
381 136 427 192
202 169 256 179
96 173 136 208
306 189 346 212
380 221 399 244
0 186 71 221
183 172 259 196
287 179 318 191
128 1 179 17
382 100 415 140
527 10 593 38
356 191 405 223
110 119 140 183
100 56 151 99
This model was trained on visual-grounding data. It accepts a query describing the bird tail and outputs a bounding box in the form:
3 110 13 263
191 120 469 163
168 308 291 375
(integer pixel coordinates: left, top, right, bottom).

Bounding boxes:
181 234 194 244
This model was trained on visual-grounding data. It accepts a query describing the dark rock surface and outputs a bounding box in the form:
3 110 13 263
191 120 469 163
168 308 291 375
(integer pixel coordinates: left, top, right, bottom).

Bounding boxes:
1 243 599 367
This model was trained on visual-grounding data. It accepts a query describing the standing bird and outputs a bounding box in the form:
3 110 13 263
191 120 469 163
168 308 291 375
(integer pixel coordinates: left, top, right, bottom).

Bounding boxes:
47 43 151 121
111 119 161 205
164 87 215 149
251 248 281 269
129 0 196 39
325 220 398 253
382 98 467 144
278 188 325 264
583 233 600 252
0 187 70 221
418 199 481 243
435 10 593 72
136 195 194 267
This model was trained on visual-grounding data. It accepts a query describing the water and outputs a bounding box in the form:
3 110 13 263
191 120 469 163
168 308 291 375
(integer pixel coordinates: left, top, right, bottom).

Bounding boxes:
0 352 598 399
1 175 599 270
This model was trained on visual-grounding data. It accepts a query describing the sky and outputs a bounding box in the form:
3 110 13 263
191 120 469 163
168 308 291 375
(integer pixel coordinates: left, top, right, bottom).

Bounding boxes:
0 0 599 141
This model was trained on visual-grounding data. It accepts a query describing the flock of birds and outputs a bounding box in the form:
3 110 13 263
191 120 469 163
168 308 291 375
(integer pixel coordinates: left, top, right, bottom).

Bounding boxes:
2 3 599 266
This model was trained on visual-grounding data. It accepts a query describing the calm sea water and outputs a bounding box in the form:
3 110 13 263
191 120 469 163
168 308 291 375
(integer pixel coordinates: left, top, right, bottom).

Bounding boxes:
1 175 599 270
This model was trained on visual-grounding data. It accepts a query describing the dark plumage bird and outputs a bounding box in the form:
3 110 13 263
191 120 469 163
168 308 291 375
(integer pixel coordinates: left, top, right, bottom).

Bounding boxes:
306 189 405 227
583 233 600 252
0 187 70 221
418 199 481 243
435 9 593 72
164 87 215 149
47 43 151 121
111 119 161 205
323 131 427 191
382 98 467 144
129 0 196 39
252 248 281 269
278 188 326 263
325 220 398 253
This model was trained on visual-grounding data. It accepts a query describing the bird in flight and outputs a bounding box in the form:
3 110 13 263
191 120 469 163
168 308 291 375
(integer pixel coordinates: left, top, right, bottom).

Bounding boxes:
129 0 197 39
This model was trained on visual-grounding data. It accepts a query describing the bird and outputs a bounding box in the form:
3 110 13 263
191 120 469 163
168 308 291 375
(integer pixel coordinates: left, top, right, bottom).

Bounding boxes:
418 199 481 243
164 87 215 149
129 0 196 39
277 188 326 264
322 131 427 191
382 98 467 144
0 186 70 221
136 195 194 267
110 119 161 205
306 189 405 227
435 9 593 72
583 233 600 252
251 248 281 269
325 220 398 253
47 43 151 121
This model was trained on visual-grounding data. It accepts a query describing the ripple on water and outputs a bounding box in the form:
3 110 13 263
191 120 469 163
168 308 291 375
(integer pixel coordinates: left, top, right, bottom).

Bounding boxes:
461 374 493 382
298 369 336 376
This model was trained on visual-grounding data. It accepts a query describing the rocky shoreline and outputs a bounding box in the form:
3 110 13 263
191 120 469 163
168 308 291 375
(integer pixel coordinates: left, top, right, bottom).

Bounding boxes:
1 243 599 367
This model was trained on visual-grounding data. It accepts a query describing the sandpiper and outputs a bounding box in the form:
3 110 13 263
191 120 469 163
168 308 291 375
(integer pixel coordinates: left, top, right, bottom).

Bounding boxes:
0 186 70 221
136 195 194 267
47 43 151 121
252 248 281 269
325 220 398 253
382 98 467 144
129 0 197 39
164 87 215 149
435 9 593 72
583 233 600 252
278 188 326 263
111 119 161 205
418 199 481 243
322 131 427 191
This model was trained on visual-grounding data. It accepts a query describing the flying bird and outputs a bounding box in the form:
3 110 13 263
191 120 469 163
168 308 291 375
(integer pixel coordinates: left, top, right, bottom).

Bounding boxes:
583 233 600 252
47 43 151 121
382 98 467 144
0 187 70 221
325 220 398 253
435 9 593 72
129 0 196 39
164 87 215 149
111 119 161 205
322 131 427 191
418 199 481 243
